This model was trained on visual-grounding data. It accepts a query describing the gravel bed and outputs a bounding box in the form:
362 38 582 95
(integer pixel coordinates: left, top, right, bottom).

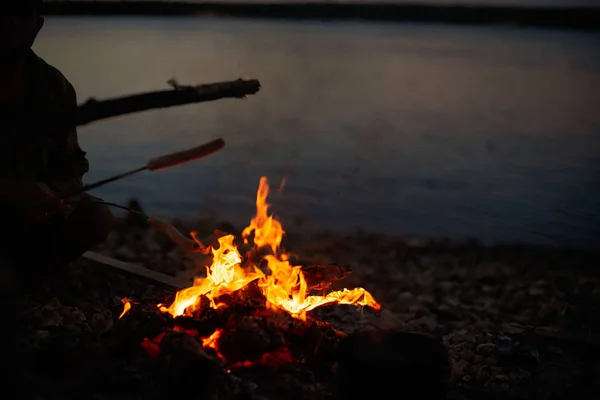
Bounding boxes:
10 215 600 400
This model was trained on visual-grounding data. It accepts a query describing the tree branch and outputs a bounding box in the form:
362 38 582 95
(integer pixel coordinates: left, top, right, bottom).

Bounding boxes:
76 78 261 126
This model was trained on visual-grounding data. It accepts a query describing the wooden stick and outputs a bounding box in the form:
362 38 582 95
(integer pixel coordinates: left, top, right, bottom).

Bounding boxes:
82 251 187 290
37 138 226 205
146 138 225 171
76 78 261 126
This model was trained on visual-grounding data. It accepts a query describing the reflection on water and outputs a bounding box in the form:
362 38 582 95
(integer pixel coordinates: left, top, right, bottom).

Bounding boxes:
34 17 600 248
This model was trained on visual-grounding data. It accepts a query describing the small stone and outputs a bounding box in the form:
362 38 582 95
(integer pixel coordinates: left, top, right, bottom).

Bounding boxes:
528 287 544 296
115 246 137 261
438 281 455 292
399 291 414 302
102 309 114 331
547 346 563 355
510 370 532 383
495 374 509 382
449 332 468 344
474 320 493 330
144 234 161 253
451 361 469 383
71 310 87 324
47 297 62 307
37 305 63 327
31 329 50 347
435 304 461 321
485 357 497 366
460 349 475 362
91 313 108 332
482 285 498 295
476 343 496 355
407 238 428 247
512 290 526 303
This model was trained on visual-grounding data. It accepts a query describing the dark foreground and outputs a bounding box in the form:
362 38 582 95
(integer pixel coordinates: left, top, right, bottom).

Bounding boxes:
42 1 600 31
8 215 600 399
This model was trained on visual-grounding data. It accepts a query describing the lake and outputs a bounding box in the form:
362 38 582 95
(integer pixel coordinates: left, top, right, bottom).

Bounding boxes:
33 17 600 248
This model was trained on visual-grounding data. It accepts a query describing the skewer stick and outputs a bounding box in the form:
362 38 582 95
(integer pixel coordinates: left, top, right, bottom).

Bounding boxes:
35 138 225 206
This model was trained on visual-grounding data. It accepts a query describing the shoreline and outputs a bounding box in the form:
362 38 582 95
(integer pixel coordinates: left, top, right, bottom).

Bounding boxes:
109 211 600 251
42 2 600 31
95 215 600 280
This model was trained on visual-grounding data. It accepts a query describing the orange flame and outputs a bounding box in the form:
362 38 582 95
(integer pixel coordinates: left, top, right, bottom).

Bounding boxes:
154 176 380 321
241 176 284 253
160 234 264 316
119 297 132 319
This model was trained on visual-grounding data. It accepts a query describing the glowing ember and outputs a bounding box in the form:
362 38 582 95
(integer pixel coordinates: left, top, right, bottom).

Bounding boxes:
152 176 380 321
119 297 132 319
140 337 161 358
202 329 224 358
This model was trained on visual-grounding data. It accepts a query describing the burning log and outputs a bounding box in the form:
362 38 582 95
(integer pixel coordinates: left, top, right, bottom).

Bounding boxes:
301 263 353 292
111 175 381 387
283 315 347 364
218 315 286 363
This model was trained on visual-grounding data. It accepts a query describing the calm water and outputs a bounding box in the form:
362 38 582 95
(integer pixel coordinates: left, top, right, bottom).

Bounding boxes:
34 17 600 248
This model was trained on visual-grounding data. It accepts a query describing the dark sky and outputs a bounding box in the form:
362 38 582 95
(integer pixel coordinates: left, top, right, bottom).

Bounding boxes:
395 0 600 5
182 0 600 6
69 0 600 6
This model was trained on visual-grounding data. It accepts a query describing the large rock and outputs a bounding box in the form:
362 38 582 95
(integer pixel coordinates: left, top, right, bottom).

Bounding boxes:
335 330 450 400
157 332 235 399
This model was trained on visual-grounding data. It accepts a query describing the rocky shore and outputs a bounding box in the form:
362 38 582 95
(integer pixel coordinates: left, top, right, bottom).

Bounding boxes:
13 213 600 399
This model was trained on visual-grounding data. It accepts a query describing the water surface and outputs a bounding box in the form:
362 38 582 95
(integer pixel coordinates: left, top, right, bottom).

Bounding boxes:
34 17 600 248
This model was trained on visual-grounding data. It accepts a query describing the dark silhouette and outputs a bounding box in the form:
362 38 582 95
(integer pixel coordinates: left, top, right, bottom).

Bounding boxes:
0 0 113 288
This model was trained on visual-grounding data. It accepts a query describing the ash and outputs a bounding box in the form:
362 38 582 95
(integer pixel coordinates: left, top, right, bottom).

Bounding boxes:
8 217 600 400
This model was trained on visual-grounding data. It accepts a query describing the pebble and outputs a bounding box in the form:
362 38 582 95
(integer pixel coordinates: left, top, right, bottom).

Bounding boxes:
476 343 496 355
115 246 138 261
485 357 498 366
473 355 485 364
36 305 63 327
459 349 475 362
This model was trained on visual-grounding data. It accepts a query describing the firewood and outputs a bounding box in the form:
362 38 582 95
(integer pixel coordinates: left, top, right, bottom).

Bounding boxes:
218 315 283 363
76 78 261 126
83 251 187 290
301 264 352 291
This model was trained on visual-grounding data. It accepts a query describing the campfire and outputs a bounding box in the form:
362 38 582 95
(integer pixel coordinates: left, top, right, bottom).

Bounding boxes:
119 176 381 366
